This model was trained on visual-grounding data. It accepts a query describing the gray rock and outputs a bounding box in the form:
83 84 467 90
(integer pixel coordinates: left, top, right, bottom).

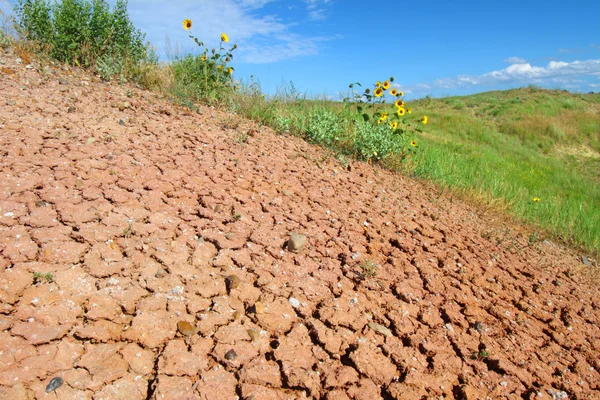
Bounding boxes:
547 389 568 400
581 255 591 267
224 349 237 360
46 377 63 393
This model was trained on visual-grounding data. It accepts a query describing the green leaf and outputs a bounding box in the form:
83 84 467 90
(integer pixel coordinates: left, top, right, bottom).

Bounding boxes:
362 113 370 121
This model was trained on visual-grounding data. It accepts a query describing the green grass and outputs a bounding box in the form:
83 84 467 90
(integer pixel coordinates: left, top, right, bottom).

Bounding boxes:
408 87 600 254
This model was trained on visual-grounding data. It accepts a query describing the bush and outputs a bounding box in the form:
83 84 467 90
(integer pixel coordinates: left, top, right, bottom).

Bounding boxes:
352 120 406 161
306 108 345 147
15 0 153 82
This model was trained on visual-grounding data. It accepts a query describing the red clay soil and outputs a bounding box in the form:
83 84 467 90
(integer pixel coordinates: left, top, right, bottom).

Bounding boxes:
0 47 599 400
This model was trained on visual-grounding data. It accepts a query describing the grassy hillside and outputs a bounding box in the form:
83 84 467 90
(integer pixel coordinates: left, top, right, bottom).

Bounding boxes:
408 87 600 254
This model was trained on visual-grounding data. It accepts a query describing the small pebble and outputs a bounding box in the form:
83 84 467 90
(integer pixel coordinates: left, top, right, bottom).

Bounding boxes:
581 255 591 267
247 328 259 342
288 297 300 308
286 232 306 253
224 349 237 360
225 275 240 291
45 377 63 393
368 322 392 337
177 321 195 337
254 301 265 314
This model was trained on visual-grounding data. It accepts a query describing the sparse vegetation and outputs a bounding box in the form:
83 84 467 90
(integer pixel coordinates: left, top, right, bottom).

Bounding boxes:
359 259 378 279
471 349 491 361
33 271 54 284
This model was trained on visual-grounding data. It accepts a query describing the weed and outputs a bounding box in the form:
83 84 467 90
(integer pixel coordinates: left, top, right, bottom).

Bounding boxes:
33 271 54 284
335 153 349 168
221 115 241 130
471 349 491 361
359 259 378 279
528 231 540 245
230 210 242 222
234 131 249 144
122 221 133 238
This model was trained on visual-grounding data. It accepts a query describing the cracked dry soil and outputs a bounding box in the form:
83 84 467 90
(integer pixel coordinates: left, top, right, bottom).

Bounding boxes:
1 48 599 400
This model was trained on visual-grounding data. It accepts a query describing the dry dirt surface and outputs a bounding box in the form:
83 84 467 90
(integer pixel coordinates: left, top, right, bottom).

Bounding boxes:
1 47 599 400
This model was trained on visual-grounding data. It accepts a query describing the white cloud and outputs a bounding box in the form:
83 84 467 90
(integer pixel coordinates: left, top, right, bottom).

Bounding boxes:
239 33 338 63
118 0 336 63
429 59 599 89
303 0 331 21
503 56 527 64
394 59 600 97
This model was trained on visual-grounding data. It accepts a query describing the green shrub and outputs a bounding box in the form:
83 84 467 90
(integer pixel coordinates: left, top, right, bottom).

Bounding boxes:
306 108 344 147
15 0 153 82
352 120 407 161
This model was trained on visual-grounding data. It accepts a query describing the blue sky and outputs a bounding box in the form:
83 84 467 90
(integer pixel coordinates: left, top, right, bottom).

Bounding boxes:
3 0 600 99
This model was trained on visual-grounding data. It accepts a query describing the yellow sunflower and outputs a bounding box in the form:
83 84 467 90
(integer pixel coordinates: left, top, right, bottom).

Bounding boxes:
389 88 398 96
380 112 388 121
183 19 192 30
421 116 428 124
374 88 383 97
397 107 406 116
532 197 541 202
410 140 417 147
377 117 384 124
407 107 412 114
390 121 398 130
398 91 404 97
375 81 381 88
395 99 404 108
221 33 229 42
382 81 390 90
201 54 207 61
226 67 233 74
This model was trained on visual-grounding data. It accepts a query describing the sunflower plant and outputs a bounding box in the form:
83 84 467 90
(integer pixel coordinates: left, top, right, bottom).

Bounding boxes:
172 19 238 104
343 77 428 163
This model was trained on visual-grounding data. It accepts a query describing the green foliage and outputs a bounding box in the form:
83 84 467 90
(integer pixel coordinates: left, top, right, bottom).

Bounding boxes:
352 119 409 161
342 77 424 163
15 0 153 82
33 271 54 284
411 87 600 256
306 108 344 147
359 259 378 279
